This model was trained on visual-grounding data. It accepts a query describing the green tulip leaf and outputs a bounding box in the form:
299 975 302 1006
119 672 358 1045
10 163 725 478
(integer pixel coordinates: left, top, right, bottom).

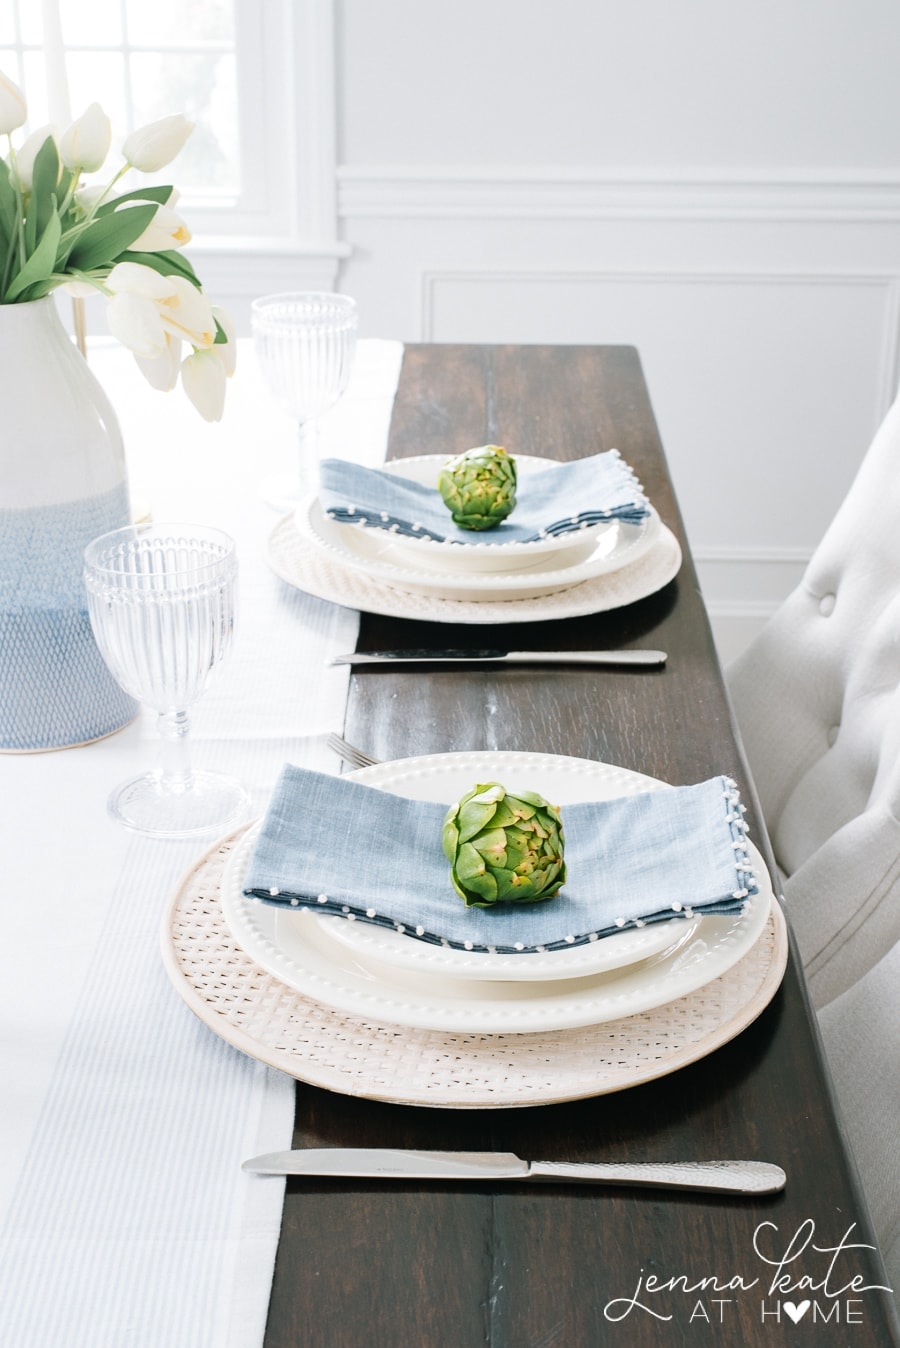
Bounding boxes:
96 185 174 215
0 161 17 255
120 248 200 286
29 137 62 239
4 210 62 301
66 202 158 272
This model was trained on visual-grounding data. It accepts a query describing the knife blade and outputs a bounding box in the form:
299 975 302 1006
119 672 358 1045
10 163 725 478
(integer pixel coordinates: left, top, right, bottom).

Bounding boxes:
330 649 667 668
242 1150 785 1194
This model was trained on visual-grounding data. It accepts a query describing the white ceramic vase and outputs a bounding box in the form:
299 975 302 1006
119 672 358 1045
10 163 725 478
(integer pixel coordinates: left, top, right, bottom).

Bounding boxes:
0 296 138 750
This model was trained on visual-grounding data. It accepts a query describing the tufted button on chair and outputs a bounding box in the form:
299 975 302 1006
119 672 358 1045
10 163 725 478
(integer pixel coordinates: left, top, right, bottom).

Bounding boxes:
728 390 900 1295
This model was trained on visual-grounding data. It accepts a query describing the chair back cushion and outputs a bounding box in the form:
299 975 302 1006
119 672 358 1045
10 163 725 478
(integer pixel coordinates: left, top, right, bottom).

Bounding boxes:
729 393 900 1006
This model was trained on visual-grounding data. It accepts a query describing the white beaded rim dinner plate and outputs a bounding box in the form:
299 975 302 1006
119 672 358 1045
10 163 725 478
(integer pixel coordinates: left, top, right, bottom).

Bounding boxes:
311 866 695 980
161 819 788 1108
266 514 682 623
296 494 661 602
217 753 774 1033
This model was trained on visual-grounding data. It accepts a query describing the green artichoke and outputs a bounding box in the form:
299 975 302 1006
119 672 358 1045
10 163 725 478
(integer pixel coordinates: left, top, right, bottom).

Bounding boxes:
441 782 566 908
437 444 517 530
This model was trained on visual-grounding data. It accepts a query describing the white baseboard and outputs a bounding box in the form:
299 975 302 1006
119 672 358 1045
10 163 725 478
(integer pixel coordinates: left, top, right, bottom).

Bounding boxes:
705 606 776 667
693 546 810 665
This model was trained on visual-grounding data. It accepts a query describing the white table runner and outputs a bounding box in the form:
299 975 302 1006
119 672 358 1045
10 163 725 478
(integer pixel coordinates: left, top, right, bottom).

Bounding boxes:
0 338 404 1347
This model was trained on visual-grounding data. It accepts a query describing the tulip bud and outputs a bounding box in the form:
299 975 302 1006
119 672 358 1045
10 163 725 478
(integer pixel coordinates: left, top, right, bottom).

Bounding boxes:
181 348 227 422
0 70 27 135
74 182 107 215
59 102 111 173
122 114 194 172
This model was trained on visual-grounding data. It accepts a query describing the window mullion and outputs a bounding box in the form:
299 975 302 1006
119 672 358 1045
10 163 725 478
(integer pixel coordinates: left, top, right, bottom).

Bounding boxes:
39 0 70 123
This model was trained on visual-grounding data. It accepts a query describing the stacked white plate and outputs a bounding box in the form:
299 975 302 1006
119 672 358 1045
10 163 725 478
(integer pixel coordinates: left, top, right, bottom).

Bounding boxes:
220 751 776 1035
292 454 668 603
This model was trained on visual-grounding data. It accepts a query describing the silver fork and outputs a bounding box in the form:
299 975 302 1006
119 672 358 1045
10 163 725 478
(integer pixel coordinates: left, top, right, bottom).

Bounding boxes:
327 732 382 770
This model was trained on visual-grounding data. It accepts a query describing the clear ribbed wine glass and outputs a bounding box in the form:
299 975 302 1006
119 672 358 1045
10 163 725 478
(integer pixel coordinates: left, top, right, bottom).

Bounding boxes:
251 291 358 512
83 523 249 838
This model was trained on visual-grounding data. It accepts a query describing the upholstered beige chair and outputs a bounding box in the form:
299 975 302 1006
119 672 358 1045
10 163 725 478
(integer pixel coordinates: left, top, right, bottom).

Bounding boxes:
729 391 900 1008
728 390 900 1292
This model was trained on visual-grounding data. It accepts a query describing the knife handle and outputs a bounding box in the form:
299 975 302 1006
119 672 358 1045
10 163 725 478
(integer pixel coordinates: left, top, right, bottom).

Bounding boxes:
527 1160 785 1194
507 650 666 666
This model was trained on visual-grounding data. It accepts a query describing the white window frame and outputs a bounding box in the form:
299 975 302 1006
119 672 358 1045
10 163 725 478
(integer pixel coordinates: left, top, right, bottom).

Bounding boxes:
190 0 341 246
2 0 348 308
168 0 350 308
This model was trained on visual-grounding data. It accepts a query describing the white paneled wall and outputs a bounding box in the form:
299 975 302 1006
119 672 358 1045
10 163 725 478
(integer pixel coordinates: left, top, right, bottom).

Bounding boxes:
335 189 897 663
325 0 900 663
184 1 900 661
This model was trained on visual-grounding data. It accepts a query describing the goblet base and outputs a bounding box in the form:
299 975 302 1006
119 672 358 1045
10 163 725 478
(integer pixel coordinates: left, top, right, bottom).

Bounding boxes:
108 769 251 840
259 471 306 513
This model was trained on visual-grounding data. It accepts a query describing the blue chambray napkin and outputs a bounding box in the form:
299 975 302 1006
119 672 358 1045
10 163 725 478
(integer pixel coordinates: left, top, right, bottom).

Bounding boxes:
318 449 650 546
242 767 758 954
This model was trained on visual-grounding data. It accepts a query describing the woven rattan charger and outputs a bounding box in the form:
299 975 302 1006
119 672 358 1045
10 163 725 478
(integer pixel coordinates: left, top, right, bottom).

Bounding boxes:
161 824 788 1110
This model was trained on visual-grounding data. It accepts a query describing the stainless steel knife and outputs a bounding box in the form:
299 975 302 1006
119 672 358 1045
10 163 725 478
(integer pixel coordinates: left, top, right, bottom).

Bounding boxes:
330 649 667 668
242 1150 785 1194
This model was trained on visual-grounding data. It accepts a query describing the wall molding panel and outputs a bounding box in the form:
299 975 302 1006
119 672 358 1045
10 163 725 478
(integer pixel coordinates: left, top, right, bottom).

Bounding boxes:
417 266 900 426
338 166 900 224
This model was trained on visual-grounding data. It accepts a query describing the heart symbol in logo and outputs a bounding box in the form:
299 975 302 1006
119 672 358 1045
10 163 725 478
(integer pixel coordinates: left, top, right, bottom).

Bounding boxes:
783 1300 811 1324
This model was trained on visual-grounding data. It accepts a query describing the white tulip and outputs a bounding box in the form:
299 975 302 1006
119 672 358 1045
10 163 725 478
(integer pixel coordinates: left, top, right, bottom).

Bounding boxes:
129 202 191 252
105 260 217 354
181 348 227 422
0 71 26 135
59 102 111 173
105 260 174 299
135 337 182 391
122 114 194 172
159 276 218 348
15 125 58 191
74 182 107 214
106 289 167 357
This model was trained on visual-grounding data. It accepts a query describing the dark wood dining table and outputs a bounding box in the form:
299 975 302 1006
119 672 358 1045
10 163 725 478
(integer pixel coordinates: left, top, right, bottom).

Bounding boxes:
262 344 900 1346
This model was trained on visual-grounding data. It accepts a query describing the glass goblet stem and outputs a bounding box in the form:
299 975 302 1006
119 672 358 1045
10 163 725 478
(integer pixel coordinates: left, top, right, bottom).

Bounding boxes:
296 417 320 501
157 709 195 792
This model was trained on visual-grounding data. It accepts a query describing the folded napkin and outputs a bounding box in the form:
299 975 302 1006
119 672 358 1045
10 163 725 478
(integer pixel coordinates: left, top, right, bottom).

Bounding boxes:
318 449 650 546
242 767 758 953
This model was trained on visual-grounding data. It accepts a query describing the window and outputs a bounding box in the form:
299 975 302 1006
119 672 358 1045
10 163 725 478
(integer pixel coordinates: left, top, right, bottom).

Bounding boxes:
0 0 341 250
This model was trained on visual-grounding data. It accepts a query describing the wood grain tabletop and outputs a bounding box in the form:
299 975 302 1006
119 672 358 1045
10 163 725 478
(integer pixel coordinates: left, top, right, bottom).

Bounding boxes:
263 345 900 1347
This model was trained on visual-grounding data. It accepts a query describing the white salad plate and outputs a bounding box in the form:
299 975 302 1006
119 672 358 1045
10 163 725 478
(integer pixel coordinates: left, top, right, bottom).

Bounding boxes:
298 494 660 602
314 453 639 575
219 752 774 1034
316 888 696 980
